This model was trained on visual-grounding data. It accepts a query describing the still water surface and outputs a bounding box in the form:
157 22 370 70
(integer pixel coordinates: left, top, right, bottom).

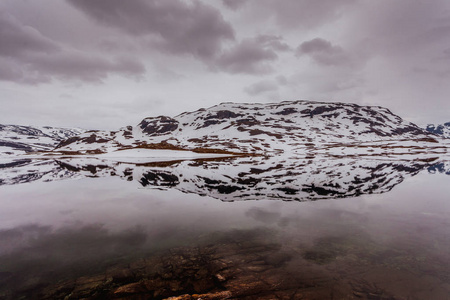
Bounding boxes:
0 156 449 299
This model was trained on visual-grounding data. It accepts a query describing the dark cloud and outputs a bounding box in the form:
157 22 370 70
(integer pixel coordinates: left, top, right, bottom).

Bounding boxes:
0 11 145 84
34 53 146 82
296 38 351 66
222 0 248 11
0 12 59 58
244 80 278 96
298 38 335 54
216 35 288 74
67 1 292 76
67 0 235 60
0 52 146 85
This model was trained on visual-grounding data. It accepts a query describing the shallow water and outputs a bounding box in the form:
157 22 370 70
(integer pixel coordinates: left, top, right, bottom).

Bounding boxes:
0 156 449 299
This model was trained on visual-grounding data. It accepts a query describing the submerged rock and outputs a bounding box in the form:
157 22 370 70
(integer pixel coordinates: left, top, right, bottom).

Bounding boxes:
13 228 411 300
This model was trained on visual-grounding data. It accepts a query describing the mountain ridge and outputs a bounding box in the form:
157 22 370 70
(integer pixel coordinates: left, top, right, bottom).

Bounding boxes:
0 124 84 156
1 100 447 157
53 99 442 156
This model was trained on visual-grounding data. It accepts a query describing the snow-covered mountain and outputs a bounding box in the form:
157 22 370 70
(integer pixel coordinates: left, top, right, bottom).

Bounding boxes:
0 124 84 156
426 122 450 138
0 155 446 201
54 100 441 155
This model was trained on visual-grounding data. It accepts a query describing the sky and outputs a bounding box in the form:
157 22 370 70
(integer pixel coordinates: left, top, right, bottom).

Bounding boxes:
0 0 449 130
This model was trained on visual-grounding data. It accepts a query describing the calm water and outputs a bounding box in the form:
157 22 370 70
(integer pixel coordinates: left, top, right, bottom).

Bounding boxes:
0 156 449 299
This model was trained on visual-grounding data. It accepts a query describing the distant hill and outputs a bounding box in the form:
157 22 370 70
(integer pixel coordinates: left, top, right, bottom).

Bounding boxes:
53 100 440 155
0 124 84 156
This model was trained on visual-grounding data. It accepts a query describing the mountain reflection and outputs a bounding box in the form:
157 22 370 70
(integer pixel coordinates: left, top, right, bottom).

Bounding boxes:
427 162 450 175
0 155 447 201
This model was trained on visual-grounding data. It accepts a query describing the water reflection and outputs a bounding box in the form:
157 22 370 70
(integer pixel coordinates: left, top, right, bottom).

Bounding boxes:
1 155 448 201
428 162 450 175
0 156 449 299
0 224 149 296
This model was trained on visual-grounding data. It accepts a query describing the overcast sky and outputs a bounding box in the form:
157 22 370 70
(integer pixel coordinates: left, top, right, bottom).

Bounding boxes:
1 0 449 129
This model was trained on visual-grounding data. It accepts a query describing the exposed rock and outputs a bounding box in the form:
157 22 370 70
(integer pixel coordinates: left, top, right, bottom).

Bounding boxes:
205 110 242 120
274 107 297 115
139 116 179 136
139 171 179 187
426 122 450 138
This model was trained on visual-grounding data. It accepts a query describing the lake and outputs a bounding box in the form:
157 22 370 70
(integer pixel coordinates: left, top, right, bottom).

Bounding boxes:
0 155 449 299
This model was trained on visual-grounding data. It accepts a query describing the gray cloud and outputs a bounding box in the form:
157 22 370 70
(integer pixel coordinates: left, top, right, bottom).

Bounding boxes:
442 48 450 59
296 38 351 66
222 0 247 11
0 12 59 58
249 0 357 29
0 11 145 84
0 57 28 83
244 80 278 96
298 38 335 54
1 52 146 85
276 75 288 85
34 52 146 82
256 35 291 52
342 0 450 63
67 0 235 60
331 0 450 122
216 35 288 74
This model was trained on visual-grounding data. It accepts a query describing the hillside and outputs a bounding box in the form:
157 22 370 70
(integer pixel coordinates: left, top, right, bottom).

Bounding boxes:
0 124 84 156
54 100 441 156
